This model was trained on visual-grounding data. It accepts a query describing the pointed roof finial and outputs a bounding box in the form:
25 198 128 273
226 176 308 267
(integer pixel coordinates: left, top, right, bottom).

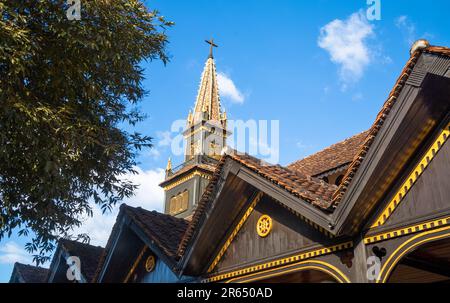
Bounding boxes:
410 39 430 55
205 38 218 59
187 110 193 125
166 157 172 172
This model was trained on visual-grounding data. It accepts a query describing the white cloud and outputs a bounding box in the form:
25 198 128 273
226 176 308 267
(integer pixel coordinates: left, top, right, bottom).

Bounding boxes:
72 167 165 247
217 72 245 104
0 241 33 265
395 15 416 45
318 11 374 87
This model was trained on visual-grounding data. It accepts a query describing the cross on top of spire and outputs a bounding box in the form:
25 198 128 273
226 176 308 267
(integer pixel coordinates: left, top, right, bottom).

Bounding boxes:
205 38 218 58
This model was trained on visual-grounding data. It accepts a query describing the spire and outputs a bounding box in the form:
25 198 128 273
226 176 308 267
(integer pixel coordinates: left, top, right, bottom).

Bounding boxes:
191 39 225 126
165 157 172 176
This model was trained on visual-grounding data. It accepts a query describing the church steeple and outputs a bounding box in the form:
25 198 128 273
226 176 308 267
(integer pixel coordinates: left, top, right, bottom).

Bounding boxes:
160 39 230 220
184 39 228 161
190 40 226 128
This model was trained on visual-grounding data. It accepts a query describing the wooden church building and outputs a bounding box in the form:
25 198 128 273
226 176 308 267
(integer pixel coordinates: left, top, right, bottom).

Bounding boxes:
11 39 450 283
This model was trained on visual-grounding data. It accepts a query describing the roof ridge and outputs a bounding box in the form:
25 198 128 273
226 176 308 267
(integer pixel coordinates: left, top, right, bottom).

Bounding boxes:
15 262 48 270
125 204 189 224
59 238 104 250
330 43 435 206
122 206 175 258
122 204 188 259
424 45 450 57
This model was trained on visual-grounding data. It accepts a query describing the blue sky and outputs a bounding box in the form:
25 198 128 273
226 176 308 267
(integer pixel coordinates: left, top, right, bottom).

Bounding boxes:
1 0 450 282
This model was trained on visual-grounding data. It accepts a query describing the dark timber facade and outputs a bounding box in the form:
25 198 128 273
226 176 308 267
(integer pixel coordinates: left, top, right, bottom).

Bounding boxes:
11 40 450 283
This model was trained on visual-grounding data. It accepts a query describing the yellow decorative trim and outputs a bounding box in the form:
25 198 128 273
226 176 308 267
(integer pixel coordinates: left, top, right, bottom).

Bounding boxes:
204 241 353 283
364 216 450 244
371 123 450 228
207 192 264 273
123 246 147 283
163 170 212 191
226 260 350 283
145 255 156 273
256 215 273 238
377 225 450 283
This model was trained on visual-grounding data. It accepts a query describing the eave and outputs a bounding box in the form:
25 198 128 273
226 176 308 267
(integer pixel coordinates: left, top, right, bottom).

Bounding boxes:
331 72 450 236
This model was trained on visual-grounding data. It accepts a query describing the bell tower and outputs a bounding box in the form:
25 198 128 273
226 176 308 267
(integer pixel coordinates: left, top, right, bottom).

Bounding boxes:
160 39 229 219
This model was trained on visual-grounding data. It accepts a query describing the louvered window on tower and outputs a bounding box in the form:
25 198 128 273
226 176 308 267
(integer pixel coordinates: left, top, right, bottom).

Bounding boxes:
169 191 189 215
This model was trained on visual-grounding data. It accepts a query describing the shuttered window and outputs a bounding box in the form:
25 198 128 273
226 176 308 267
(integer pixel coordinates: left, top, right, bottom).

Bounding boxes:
169 190 189 215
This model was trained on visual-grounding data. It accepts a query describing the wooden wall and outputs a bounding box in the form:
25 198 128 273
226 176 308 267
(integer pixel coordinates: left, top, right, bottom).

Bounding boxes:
214 195 336 273
378 139 450 229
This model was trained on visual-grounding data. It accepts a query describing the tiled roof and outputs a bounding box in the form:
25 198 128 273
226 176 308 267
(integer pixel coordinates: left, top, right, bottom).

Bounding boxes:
92 204 189 282
11 263 49 283
288 131 370 176
228 152 337 205
177 151 338 257
331 45 450 207
59 239 104 282
122 205 189 258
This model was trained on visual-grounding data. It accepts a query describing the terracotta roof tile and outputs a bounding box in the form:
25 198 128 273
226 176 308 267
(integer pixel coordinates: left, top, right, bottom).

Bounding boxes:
59 239 104 282
228 152 337 204
288 131 370 176
92 205 188 281
122 205 189 258
11 263 49 283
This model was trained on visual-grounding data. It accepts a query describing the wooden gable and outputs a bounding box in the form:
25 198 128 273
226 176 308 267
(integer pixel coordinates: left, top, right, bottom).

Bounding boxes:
210 194 336 274
369 123 450 231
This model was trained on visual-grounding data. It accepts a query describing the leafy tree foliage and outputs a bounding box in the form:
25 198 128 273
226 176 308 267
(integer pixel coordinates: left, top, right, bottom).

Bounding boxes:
0 0 172 264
